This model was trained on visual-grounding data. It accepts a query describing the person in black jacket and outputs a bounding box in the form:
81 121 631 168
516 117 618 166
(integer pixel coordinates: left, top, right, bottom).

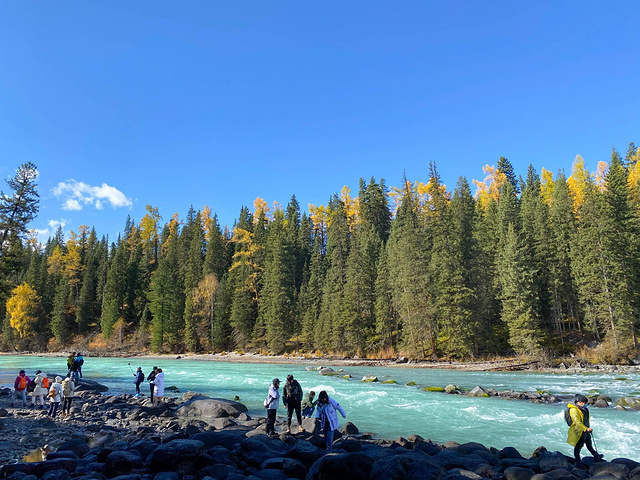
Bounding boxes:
147 366 158 403
133 367 145 397
283 374 304 433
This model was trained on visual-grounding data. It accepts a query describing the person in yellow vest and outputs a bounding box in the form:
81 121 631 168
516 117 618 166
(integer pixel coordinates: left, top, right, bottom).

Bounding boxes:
567 394 604 469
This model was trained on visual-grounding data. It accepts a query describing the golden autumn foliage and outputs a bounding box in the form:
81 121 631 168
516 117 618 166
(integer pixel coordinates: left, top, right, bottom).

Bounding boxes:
139 205 161 246
6 282 41 338
473 165 507 209
567 155 592 212
340 186 359 231
308 203 327 232
540 168 555 206
594 161 608 190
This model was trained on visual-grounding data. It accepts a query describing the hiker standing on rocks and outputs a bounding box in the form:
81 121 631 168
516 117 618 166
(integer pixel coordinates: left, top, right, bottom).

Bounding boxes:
152 368 165 405
31 370 49 409
10 370 31 407
61 374 76 416
301 390 317 418
283 374 304 433
47 376 63 418
134 367 145 397
66 352 76 373
147 366 158 403
316 390 346 451
265 378 280 437
75 353 84 378
567 394 604 468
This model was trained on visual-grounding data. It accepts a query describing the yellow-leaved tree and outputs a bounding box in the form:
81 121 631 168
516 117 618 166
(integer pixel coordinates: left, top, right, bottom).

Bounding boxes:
567 155 592 213
6 282 41 338
472 165 507 210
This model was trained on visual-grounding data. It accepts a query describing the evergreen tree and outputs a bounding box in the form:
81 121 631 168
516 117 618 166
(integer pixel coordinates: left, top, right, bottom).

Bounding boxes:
51 276 71 344
184 212 205 351
299 232 326 349
101 237 127 338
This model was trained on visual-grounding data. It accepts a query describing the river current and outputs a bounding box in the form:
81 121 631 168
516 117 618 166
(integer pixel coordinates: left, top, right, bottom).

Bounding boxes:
1 355 638 460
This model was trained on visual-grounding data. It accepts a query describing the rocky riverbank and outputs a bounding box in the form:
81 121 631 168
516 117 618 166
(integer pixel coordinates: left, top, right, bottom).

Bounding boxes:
1 384 639 480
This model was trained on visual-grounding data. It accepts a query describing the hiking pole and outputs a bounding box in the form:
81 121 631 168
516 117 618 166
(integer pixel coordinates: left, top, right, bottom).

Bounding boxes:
590 431 602 460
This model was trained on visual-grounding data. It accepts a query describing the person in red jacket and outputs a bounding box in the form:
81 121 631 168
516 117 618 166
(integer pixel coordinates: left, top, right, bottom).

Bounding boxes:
10 370 31 407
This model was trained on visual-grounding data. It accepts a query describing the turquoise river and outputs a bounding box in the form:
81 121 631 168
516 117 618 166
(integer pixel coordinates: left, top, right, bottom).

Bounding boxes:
1 355 639 461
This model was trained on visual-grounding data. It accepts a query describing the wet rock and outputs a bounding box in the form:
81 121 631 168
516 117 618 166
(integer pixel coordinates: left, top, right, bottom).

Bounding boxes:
235 437 288 467
499 447 525 460
307 452 374 480
361 375 379 382
319 368 337 376
593 400 609 408
191 430 246 450
445 385 460 394
286 439 323 467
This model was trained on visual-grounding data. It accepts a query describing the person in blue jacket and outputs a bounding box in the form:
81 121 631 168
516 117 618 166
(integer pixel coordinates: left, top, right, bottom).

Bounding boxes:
315 390 346 450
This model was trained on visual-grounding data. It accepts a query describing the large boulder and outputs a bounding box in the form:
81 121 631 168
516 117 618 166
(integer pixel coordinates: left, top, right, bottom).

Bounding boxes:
235 437 289 467
146 439 205 473
504 467 536 480
467 386 489 398
539 452 572 473
175 396 248 419
431 450 489 471
370 452 446 480
589 463 630 479
287 440 323 467
306 452 374 480
45 375 108 393
191 430 247 450
105 451 143 477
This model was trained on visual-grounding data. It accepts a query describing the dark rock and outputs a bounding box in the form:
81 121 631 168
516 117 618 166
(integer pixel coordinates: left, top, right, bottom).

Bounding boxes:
147 439 205 473
413 438 441 456
443 441 461 449
41 469 70 480
431 450 489 471
261 458 307 479
195 464 239 480
612 458 640 470
287 439 323 467
500 447 525 460
447 469 483 480
176 396 248 419
47 451 80 460
57 438 90 457
307 452 374 480
105 451 143 477
213 418 236 430
474 464 499 479
191 431 246 450
337 439 363 452
162 432 189 443
341 422 359 435
370 452 446 480
255 469 289 480
539 452 572 473
154 473 179 480
530 475 554 480
109 475 143 480
456 442 489 455
589 463 630 479
235 437 288 467
302 417 320 434
130 439 159 461
504 467 536 480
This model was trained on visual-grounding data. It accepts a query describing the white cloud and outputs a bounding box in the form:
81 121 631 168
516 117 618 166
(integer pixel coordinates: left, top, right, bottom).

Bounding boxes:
53 180 133 211
32 219 68 243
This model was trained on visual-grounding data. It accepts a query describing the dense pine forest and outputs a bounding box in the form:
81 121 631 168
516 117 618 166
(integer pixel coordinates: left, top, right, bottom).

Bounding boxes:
2 145 640 362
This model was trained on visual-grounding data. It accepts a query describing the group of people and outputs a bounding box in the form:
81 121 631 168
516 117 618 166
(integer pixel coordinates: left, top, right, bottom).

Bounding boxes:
132 365 165 405
264 374 346 450
66 352 84 382
10 369 77 418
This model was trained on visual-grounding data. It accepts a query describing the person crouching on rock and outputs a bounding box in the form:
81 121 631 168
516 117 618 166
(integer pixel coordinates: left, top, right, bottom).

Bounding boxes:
302 390 317 418
47 376 63 418
567 394 604 468
283 374 304 433
316 390 346 451
265 378 280 437
152 368 164 405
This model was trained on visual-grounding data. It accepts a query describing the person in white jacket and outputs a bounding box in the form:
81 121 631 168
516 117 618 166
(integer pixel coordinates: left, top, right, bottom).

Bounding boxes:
47 376 63 418
152 368 165 405
315 390 346 450
31 370 48 409
265 378 280 437
61 375 77 416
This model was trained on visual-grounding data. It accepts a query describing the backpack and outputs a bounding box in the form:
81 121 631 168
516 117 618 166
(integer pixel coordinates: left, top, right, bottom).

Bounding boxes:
564 406 573 427
27 379 36 393
62 379 73 397
42 377 49 389
17 376 27 390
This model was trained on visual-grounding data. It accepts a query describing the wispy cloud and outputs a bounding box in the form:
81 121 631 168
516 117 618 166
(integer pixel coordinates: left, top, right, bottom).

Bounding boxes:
32 219 69 243
53 180 132 211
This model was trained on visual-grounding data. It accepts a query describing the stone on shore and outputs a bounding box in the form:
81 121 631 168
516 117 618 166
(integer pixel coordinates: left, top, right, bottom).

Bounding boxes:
175 395 248 419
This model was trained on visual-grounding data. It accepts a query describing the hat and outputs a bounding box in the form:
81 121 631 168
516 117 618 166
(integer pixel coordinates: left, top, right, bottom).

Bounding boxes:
55 376 62 382
273 378 280 385
575 394 588 404
286 374 294 381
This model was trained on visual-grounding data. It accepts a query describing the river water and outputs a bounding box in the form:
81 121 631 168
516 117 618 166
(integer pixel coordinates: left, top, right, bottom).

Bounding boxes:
1 355 638 460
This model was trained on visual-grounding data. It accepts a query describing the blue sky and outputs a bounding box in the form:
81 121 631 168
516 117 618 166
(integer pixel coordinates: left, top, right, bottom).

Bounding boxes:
1 1 639 241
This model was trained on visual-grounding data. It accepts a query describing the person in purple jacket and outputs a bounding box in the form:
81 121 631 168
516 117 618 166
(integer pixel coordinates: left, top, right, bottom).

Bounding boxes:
315 390 346 450
10 370 31 407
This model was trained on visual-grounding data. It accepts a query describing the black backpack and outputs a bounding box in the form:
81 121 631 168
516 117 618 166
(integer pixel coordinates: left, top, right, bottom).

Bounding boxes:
564 406 573 426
